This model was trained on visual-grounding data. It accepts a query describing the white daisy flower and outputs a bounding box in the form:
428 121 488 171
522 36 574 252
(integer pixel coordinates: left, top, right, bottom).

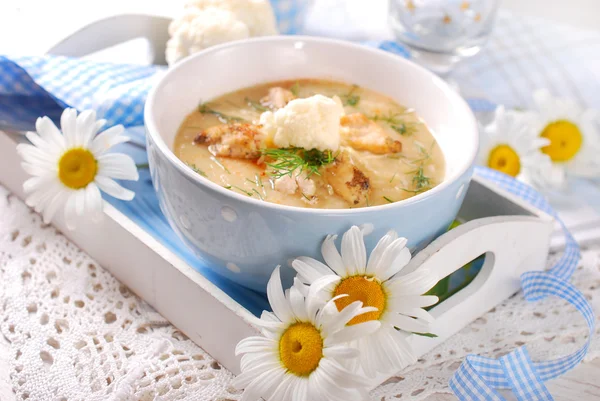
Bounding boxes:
291 226 439 377
479 106 564 189
16 108 138 230
233 266 380 401
530 89 600 178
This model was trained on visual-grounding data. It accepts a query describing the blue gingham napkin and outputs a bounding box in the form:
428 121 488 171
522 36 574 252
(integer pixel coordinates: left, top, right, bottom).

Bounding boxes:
0 6 596 400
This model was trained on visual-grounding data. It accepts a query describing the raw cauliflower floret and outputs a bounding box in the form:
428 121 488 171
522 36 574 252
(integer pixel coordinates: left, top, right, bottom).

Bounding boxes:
167 0 278 65
260 95 344 152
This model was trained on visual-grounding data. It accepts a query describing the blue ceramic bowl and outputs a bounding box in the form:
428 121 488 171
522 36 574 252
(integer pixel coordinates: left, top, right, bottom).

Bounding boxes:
145 36 479 292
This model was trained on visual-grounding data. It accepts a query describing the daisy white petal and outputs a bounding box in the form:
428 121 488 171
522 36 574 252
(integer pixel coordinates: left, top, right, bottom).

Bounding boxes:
17 143 56 166
63 193 78 230
95 176 135 201
323 345 360 360
22 162 54 177
388 294 439 309
42 190 68 224
270 375 294 401
23 175 54 194
292 256 332 284
371 237 410 280
89 125 127 154
74 189 86 216
385 268 438 296
84 183 104 223
386 313 431 334
266 266 294 322
341 226 366 275
288 285 308 321
321 235 346 276
307 275 341 320
366 230 398 275
325 321 381 346
35 116 65 150
61 108 78 147
76 109 97 146
98 152 139 180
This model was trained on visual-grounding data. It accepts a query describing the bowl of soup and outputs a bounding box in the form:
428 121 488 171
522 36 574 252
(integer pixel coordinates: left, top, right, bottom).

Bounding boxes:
145 36 479 292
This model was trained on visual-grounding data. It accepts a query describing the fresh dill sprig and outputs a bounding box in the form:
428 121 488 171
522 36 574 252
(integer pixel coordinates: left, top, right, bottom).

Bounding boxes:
383 196 394 203
261 147 337 178
251 188 264 200
231 185 253 196
210 156 231 174
412 166 431 191
340 85 360 107
390 121 417 136
369 111 405 125
186 162 207 177
245 97 269 112
389 173 397 183
290 81 300 97
198 103 246 123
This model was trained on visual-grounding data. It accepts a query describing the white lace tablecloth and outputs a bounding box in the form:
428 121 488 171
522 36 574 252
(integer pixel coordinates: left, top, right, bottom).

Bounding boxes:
0 184 599 401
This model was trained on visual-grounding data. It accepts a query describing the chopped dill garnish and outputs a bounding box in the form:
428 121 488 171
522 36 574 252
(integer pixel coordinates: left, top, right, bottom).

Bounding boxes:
391 122 417 136
223 185 232 189
340 85 360 107
210 156 231 174
412 166 431 191
290 81 300 96
245 97 269 112
251 188 264 200
301 192 311 201
198 103 246 123
389 173 397 183
261 147 337 178
245 178 256 184
369 111 405 125
383 196 394 203
232 185 253 196
186 162 207 177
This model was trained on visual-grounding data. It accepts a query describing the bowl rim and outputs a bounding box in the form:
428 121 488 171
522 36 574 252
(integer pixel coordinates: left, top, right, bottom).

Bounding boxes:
144 35 479 215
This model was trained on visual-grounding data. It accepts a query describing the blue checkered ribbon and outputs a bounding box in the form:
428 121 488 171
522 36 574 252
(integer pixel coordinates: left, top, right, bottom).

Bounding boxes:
448 168 594 401
0 7 595 400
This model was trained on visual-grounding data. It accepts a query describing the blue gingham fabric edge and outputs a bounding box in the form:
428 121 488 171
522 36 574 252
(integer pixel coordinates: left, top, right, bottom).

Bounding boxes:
448 168 594 401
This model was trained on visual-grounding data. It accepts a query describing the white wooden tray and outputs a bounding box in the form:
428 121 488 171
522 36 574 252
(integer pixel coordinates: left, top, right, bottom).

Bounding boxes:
0 131 554 387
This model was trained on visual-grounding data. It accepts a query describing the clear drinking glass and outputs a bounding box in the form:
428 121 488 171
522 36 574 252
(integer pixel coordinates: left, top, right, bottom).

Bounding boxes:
388 0 500 75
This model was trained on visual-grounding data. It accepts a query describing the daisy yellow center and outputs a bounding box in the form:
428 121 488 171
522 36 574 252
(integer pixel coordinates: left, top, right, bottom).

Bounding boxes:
540 120 583 162
333 276 386 325
279 322 323 376
487 144 521 177
58 148 98 189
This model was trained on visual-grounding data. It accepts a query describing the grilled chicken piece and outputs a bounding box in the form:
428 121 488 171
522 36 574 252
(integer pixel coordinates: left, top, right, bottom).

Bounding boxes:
324 153 372 206
260 87 296 109
340 113 403 154
194 123 264 159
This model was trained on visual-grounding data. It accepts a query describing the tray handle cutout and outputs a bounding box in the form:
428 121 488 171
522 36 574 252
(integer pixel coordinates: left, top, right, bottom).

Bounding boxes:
405 215 551 355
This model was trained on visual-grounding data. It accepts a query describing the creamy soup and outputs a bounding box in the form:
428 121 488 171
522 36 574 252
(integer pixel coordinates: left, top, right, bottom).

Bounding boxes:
174 79 445 209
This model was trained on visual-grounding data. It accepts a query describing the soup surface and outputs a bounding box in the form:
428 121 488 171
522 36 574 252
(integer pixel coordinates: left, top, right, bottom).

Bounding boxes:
174 79 445 209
